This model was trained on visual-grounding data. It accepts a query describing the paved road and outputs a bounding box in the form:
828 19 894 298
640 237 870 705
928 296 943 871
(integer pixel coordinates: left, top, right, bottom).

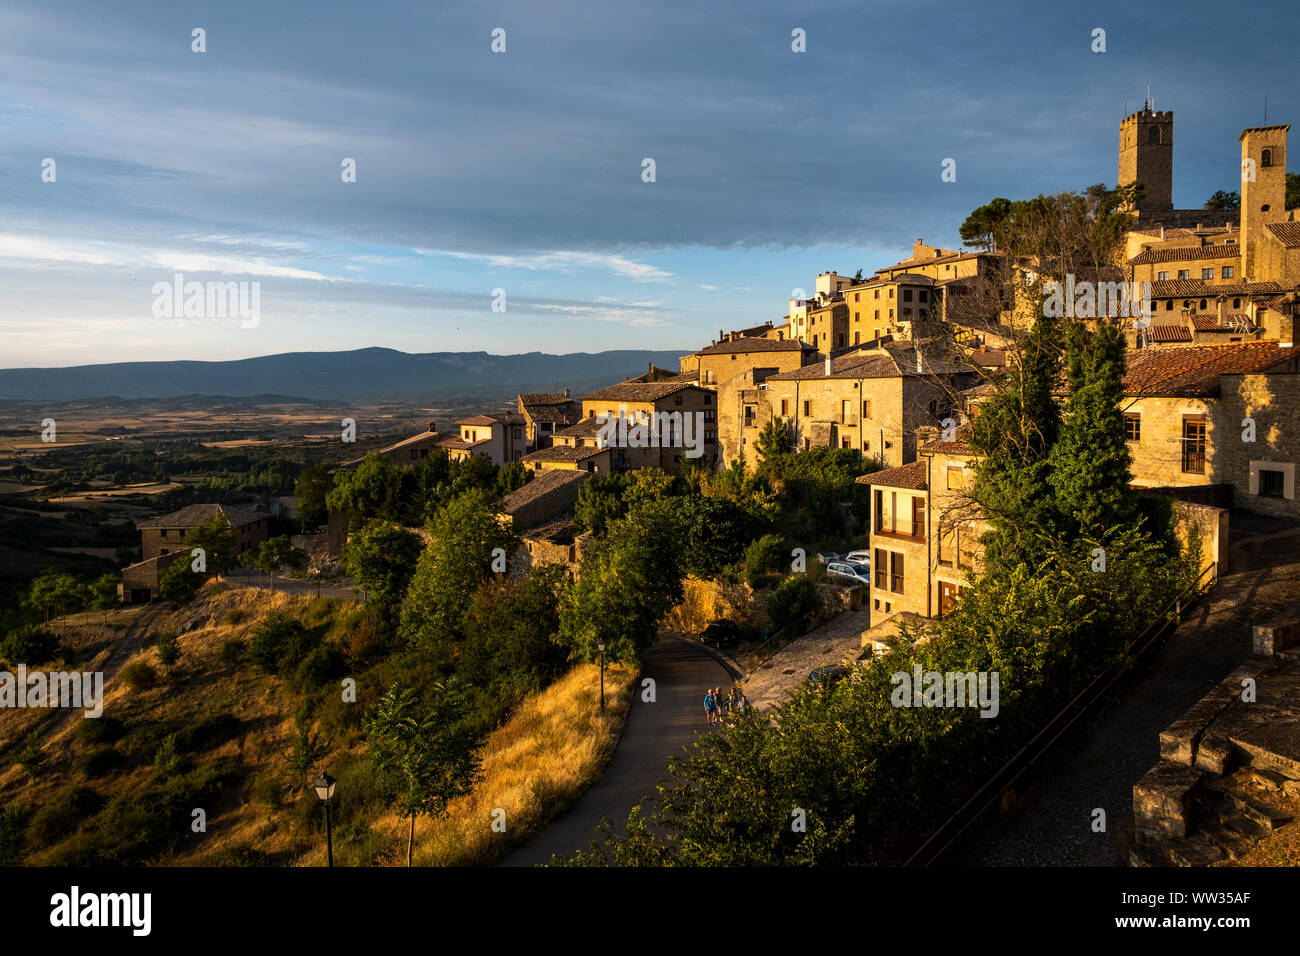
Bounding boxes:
958 513 1300 866
499 634 735 866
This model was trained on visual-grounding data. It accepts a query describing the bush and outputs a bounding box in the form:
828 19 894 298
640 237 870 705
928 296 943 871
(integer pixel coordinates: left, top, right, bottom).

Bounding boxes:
152 735 188 780
155 632 180 667
289 643 346 691
252 776 283 807
767 574 822 632
0 625 59 665
29 786 104 843
249 611 319 675
205 842 273 866
0 805 27 864
81 747 127 778
76 715 125 746
174 712 242 753
219 639 245 665
224 608 250 626
120 660 157 690
744 533 785 589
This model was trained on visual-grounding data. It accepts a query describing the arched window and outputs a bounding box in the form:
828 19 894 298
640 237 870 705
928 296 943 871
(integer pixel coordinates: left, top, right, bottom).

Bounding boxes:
1261 148 1273 167
1148 127 1160 145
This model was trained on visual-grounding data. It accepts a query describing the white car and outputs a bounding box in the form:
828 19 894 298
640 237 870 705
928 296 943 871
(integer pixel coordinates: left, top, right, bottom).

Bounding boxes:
826 561 871 586
843 550 871 568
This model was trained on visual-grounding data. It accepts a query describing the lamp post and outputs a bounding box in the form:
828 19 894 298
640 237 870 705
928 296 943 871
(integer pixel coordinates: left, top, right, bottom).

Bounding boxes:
313 772 336 867
597 640 606 713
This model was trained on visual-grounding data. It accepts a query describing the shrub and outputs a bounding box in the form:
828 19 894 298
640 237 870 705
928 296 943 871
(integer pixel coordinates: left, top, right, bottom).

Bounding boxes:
289 643 346 691
29 786 104 843
76 715 125 746
0 625 59 665
155 632 180 667
252 776 283 807
120 660 157 690
152 735 188 780
16 728 45 776
81 747 127 778
744 533 785 589
205 843 273 867
219 639 245 665
224 608 250 626
249 611 319 675
767 574 822 632
174 712 242 753
0 805 27 864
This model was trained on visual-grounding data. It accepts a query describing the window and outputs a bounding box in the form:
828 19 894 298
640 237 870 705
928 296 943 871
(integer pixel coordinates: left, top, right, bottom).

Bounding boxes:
731 354 737 361
874 290 880 300
743 404 756 427
1148 127 1160 145
842 400 852 423
1165 300 1173 311
903 289 913 302
803 400 811 416
946 466 963 490
874 489 884 532
862 399 872 418
919 290 928 302
903 308 912 317
1233 297 1241 307
1124 413 1141 442
889 288 895 298
1262 204 1271 213
854 331 861 345
780 398 789 416
854 293 860 302
1181 416 1206 474
874 548 887 589
911 498 926 539
1260 469 1285 498
937 523 952 565
1262 148 1273 167
410 449 419 459
890 552 904 594
1177 270 1190 280
889 309 894 319
703 409 716 421
1202 269 1214 280
841 436 852 449
1223 267 1234 278
704 393 712 405
513 428 522 439
1157 271 1168 281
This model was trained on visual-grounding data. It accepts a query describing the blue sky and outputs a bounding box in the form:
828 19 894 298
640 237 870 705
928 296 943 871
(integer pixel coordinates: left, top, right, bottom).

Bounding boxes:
1 0 1294 367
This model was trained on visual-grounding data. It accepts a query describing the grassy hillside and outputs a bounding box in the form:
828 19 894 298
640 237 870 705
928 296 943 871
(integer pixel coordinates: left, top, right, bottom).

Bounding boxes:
0 586 635 866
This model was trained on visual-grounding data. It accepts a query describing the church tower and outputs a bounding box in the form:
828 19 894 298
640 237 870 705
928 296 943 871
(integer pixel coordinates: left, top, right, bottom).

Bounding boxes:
1239 124 1289 279
1119 104 1174 212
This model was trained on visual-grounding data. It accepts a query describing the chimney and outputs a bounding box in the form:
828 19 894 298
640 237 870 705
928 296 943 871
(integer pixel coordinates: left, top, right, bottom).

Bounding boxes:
428 420 437 433
1159 225 1166 240
648 362 653 375
824 355 832 376
564 388 570 398
1196 222 1204 232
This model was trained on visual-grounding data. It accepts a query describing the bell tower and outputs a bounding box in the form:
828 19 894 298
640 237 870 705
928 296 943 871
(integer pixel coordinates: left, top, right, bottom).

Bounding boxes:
1119 102 1174 212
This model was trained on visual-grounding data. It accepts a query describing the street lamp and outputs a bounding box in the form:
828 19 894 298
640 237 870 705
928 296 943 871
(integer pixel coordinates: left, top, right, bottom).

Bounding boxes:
596 640 606 713
313 772 336 867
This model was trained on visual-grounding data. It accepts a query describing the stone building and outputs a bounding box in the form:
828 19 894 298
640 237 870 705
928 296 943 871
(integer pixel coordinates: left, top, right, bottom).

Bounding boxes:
694 336 814 387
439 412 527 466
136 502 270 562
498 469 589 531
516 392 580 451
572 379 719 471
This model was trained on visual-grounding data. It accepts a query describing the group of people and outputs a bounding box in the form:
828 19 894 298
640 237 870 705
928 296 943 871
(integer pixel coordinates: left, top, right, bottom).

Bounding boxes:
704 685 748 725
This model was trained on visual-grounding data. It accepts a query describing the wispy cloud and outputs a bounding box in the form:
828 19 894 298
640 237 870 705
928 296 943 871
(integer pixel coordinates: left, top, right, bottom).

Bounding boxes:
415 248 674 282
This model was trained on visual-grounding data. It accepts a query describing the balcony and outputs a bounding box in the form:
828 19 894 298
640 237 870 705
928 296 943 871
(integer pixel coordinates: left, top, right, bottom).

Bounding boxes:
873 519 925 540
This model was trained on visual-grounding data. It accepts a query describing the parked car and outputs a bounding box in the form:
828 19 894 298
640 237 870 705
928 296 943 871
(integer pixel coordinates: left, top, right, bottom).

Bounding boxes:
816 551 840 565
826 561 871 586
808 664 850 687
697 619 739 647
843 550 871 567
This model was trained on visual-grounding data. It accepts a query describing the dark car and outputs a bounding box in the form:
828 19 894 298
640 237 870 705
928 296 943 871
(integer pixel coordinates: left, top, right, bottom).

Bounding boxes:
698 619 740 647
808 664 850 687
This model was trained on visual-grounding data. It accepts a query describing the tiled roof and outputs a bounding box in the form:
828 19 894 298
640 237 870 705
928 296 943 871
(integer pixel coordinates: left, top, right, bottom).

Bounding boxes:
921 440 977 456
698 338 813 355
438 435 491 451
1149 279 1283 298
522 401 581 425
376 430 439 454
554 417 606 439
874 250 992 273
522 444 608 464
1128 244 1241 265
1131 225 1234 240
856 460 928 490
582 381 696 403
458 414 500 426
1145 324 1192 343
500 469 589 514
1190 313 1256 332
968 349 1007 367
767 351 899 381
1124 342 1299 397
518 392 571 405
137 503 267 530
1265 222 1300 248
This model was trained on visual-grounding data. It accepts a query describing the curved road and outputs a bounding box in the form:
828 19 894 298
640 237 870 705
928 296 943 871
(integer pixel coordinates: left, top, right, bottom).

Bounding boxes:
500 634 736 866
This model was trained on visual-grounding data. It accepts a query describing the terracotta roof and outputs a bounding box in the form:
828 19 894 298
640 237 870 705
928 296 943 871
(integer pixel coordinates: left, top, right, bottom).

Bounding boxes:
376 430 439 454
438 435 491 451
873 250 993 273
1190 313 1257 332
1128 244 1241 265
921 440 977 455
698 338 814 355
1145 324 1193 343
856 460 928 490
968 349 1007 367
522 444 608 464
1265 222 1300 248
581 381 696 403
518 392 572 405
522 400 581 425
1131 226 1234 240
1149 279 1283 298
1124 342 1299 397
500 469 589 514
767 351 899 381
137 503 267 530
458 414 500 426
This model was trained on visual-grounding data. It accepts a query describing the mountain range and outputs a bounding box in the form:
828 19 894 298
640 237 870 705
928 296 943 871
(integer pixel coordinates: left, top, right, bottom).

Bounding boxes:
0 347 691 402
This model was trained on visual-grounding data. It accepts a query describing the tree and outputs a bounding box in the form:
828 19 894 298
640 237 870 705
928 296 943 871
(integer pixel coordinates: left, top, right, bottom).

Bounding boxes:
89 574 119 621
400 491 518 653
284 711 325 791
159 558 203 603
16 726 46 778
573 473 631 535
185 515 235 572
1289 173 1300 212
744 533 785 588
26 568 87 623
958 197 1012 250
767 574 821 631
340 520 422 610
1204 190 1240 210
248 536 307 593
155 632 180 668
754 418 794 462
326 454 419 528
294 463 333 529
363 684 481 866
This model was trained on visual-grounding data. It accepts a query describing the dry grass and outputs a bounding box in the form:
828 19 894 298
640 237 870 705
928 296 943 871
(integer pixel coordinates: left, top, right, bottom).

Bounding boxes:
297 661 637 867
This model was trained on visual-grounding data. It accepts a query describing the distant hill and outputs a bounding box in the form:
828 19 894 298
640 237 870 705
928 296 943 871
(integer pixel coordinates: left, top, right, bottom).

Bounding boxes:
0 347 691 402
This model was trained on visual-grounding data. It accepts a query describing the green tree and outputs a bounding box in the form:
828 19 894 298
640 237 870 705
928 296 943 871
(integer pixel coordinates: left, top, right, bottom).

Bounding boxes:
294 463 334 528
341 520 422 608
159 557 203 603
767 574 821 631
26 568 87 623
363 683 481 867
247 536 307 592
327 454 419 527
1288 172 1300 211
573 472 631 535
16 727 46 778
185 514 236 571
89 574 119 621
155 631 180 668
1203 190 1240 210
744 533 785 588
754 418 794 462
399 491 518 653
958 196 1012 249
284 711 325 790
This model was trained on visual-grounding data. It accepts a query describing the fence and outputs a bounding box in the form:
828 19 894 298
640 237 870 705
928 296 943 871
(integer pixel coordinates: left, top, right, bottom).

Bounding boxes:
903 560 1219 867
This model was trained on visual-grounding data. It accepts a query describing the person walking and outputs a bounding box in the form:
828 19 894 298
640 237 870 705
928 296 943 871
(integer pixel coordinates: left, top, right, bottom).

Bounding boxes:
704 689 715 725
738 694 750 716
726 686 736 714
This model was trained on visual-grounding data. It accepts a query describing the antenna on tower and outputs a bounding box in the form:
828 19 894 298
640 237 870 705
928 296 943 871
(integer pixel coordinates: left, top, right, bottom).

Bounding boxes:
1146 85 1152 111
1264 92 1268 124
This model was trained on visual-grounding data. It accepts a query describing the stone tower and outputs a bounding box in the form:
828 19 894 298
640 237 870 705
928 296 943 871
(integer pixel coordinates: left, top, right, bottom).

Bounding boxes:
1239 124 1290 279
1119 105 1174 212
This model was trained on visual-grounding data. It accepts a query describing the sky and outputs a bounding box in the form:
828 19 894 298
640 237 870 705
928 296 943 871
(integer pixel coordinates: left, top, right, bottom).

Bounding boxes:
1 0 1295 368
